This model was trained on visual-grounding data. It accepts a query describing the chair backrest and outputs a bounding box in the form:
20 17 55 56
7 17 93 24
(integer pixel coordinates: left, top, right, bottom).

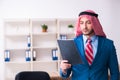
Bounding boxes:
119 72 120 80
15 71 50 80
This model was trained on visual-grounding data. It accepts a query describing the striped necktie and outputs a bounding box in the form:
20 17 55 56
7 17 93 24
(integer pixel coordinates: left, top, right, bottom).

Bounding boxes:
85 39 93 65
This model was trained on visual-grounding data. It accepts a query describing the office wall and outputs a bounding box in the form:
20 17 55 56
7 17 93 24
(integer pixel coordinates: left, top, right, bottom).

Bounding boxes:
0 0 120 80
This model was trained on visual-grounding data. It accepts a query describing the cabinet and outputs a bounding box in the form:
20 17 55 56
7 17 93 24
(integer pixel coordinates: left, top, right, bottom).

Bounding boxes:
57 18 76 39
30 18 58 73
4 19 31 80
4 18 77 80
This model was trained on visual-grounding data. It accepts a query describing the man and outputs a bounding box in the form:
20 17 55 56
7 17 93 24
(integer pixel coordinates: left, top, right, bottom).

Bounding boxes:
60 10 119 80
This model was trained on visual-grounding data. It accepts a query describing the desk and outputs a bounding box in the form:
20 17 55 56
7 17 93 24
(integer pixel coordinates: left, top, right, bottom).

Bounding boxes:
50 65 120 80
50 72 70 80
51 77 70 80
49 72 113 80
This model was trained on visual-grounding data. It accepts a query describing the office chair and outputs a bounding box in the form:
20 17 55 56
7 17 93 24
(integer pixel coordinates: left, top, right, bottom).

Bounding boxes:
119 72 120 80
15 71 50 80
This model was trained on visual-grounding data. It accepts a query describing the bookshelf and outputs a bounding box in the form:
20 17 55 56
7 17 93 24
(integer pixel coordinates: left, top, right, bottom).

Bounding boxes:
4 18 76 80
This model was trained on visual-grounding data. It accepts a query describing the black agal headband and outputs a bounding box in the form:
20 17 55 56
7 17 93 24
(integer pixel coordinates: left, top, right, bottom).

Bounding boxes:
79 11 98 17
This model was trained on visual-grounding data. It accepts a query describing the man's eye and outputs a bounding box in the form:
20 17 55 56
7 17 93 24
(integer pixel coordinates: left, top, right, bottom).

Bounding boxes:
87 21 91 24
80 21 83 24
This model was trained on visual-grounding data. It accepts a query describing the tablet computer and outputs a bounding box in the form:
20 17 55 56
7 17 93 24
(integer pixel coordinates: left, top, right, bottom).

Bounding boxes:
57 39 83 65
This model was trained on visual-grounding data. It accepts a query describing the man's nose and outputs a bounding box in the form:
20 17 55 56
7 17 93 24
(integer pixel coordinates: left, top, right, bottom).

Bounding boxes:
83 23 87 28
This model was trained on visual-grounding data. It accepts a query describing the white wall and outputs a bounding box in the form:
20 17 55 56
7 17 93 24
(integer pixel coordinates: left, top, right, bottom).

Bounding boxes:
0 0 120 80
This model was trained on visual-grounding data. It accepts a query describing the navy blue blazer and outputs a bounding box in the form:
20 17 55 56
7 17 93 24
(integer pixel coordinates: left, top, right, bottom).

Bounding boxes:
60 35 119 80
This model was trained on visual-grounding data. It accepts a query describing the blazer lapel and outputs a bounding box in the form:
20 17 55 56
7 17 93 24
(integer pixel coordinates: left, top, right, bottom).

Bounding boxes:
74 36 88 65
91 37 105 66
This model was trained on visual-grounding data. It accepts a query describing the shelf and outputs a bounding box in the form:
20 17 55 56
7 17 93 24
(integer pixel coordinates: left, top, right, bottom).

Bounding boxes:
32 60 58 63
31 48 58 61
5 62 31 80
4 18 76 80
4 49 31 62
32 46 57 49
32 35 57 48
4 48 29 50
32 61 58 72
5 61 31 65
5 33 30 37
4 19 30 36
4 37 29 49
57 18 76 39
31 18 57 35
32 32 57 36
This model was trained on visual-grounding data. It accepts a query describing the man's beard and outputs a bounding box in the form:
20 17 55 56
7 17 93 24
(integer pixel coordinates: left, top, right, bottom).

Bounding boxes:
84 29 94 36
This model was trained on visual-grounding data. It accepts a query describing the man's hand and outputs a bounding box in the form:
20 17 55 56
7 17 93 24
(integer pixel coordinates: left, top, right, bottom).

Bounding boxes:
60 60 71 74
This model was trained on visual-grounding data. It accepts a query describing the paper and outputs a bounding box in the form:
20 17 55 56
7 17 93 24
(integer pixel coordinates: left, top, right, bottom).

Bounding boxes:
57 39 83 65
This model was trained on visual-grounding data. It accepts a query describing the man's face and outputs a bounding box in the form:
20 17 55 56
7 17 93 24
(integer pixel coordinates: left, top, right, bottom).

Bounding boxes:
80 17 94 37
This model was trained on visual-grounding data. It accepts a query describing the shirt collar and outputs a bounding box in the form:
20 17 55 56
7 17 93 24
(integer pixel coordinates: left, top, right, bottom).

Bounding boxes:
83 35 97 43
